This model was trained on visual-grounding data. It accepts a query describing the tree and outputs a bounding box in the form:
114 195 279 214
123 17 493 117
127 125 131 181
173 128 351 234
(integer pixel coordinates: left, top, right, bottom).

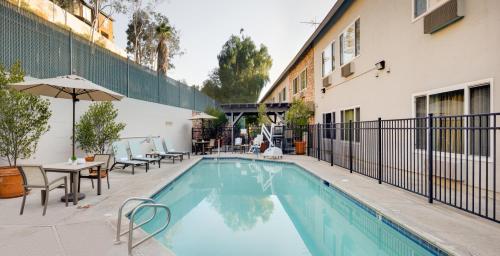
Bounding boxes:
201 34 272 103
75 102 126 155
126 11 182 70
257 103 271 126
156 22 172 76
0 62 52 166
285 98 313 126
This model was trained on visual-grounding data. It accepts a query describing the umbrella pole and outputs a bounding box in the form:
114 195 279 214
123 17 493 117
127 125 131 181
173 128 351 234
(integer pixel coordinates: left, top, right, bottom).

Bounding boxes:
72 94 76 157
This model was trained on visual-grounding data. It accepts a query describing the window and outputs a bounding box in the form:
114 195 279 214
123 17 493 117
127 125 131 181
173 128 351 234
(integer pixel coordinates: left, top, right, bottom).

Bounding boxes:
340 19 360 66
322 42 335 77
340 107 360 142
415 96 427 150
413 0 428 19
414 83 491 156
278 87 287 102
292 77 299 94
300 69 307 90
82 5 92 22
323 113 332 139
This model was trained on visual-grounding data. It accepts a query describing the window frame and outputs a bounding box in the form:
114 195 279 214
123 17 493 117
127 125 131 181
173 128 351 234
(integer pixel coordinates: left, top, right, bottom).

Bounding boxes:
411 78 494 161
339 18 361 67
411 0 452 22
292 77 299 95
300 68 307 91
321 41 336 78
339 106 361 142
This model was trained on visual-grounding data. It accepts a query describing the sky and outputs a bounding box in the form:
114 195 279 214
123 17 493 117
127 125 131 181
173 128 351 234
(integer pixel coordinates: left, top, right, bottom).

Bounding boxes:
112 0 335 101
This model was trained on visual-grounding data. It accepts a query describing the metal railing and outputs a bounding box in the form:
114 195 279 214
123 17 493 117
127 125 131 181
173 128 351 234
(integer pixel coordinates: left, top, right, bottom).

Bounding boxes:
308 113 499 223
115 197 171 255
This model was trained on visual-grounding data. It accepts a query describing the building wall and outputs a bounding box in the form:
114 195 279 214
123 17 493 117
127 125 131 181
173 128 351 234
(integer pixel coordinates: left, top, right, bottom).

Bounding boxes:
314 0 500 121
263 79 288 103
4 97 193 165
7 0 124 56
288 48 315 104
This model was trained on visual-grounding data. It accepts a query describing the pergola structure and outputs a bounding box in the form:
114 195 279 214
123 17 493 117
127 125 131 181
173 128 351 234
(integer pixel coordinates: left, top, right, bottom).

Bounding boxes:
220 103 291 147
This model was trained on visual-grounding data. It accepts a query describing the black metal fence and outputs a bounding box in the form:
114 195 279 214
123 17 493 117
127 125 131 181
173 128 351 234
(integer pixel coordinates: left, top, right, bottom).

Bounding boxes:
308 113 499 223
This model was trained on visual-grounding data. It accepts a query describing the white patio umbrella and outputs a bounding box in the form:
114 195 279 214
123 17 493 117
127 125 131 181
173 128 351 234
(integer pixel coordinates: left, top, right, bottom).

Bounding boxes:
10 75 125 156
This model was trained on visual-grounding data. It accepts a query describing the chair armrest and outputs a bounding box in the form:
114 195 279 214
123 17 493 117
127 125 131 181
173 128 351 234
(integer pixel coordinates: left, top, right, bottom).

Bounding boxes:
47 175 67 186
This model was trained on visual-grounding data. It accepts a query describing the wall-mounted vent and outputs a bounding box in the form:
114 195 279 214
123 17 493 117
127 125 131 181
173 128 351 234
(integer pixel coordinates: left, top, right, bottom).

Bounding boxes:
424 0 464 34
322 75 332 87
341 62 354 78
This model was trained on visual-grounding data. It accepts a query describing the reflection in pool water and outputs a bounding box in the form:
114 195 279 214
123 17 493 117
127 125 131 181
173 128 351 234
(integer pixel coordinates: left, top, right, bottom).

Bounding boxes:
135 159 437 256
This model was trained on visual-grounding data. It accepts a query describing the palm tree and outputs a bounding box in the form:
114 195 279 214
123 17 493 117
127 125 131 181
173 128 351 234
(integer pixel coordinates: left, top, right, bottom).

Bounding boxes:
156 23 172 76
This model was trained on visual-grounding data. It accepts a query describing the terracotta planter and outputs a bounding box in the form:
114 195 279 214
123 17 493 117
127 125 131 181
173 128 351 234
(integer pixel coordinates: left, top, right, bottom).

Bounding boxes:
295 141 306 155
260 141 269 153
85 156 95 162
0 166 24 199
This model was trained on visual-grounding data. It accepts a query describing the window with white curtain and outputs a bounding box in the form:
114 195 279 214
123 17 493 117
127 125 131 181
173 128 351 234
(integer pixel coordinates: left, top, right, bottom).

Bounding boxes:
322 42 335 77
414 84 491 156
340 19 360 66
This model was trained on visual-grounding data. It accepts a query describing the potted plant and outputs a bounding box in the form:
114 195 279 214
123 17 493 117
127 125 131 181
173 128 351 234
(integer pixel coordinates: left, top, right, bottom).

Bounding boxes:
285 99 313 155
257 103 271 152
0 62 52 198
75 101 126 161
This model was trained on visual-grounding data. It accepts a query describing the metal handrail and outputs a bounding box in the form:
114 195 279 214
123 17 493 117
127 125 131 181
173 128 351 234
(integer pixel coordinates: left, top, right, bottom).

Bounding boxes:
128 203 171 256
114 197 156 244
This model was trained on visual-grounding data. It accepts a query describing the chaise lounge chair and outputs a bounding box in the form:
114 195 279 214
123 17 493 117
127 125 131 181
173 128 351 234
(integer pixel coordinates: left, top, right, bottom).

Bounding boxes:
161 138 191 159
128 139 162 168
110 141 148 175
151 137 183 163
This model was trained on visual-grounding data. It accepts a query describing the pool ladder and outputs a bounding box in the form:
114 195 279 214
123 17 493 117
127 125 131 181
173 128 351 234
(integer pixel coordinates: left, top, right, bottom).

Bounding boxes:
114 197 171 256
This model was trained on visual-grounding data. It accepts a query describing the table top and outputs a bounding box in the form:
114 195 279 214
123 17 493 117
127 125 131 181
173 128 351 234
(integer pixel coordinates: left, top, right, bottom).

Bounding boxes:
44 161 104 172
195 141 209 144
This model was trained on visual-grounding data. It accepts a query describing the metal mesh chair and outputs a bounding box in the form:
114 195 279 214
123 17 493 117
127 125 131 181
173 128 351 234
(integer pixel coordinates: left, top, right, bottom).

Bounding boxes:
78 154 111 192
18 165 68 216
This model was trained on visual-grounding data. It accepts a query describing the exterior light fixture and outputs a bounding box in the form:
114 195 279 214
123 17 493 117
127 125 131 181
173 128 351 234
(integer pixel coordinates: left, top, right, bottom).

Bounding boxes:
321 88 326 94
375 60 386 70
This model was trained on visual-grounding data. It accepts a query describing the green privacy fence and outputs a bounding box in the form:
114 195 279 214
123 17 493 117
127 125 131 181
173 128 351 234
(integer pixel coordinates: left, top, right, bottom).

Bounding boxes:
0 1 217 111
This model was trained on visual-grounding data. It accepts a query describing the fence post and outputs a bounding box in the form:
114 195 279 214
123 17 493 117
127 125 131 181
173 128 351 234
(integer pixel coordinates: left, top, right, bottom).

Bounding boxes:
378 118 382 184
330 123 334 166
126 57 130 97
69 29 73 74
349 120 353 173
427 113 434 203
317 124 321 161
157 71 160 103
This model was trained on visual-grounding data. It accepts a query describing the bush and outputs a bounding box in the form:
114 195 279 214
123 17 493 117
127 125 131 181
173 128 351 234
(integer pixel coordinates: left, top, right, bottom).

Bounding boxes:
0 62 52 166
75 102 125 155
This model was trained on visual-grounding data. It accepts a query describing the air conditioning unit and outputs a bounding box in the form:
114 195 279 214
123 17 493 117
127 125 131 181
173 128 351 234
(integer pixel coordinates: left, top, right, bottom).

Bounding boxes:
424 0 464 34
341 62 355 77
322 75 332 87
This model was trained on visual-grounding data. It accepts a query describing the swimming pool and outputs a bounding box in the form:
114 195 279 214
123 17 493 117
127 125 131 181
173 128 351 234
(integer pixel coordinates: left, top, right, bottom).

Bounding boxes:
134 158 446 256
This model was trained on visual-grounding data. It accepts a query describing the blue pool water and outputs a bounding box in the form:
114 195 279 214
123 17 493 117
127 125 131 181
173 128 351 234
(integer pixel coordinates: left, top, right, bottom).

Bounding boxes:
134 158 442 256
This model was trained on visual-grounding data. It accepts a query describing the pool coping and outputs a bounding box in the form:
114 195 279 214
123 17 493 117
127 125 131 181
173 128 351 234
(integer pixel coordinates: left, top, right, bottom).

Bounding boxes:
138 156 455 256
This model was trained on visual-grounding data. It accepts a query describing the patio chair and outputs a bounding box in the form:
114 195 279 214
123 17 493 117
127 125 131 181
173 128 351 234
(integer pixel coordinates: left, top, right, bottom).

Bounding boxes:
192 139 198 154
206 139 216 154
18 165 68 216
162 138 191 159
128 139 161 168
110 141 148 175
234 137 243 153
78 154 111 192
151 137 183 163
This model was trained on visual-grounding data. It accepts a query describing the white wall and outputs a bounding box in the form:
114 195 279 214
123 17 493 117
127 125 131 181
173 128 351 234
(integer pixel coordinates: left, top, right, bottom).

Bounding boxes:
7 97 192 165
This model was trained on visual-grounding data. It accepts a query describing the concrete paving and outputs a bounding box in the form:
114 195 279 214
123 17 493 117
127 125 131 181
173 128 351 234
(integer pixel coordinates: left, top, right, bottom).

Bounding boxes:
0 153 499 256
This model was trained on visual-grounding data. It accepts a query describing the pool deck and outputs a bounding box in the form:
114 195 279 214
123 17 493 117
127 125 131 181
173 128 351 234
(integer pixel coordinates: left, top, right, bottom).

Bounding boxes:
0 153 499 256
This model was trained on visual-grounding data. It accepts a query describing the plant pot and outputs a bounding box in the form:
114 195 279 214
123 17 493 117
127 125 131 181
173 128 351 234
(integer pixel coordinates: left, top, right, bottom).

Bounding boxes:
260 141 269 153
295 141 306 155
85 156 94 162
0 166 24 199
